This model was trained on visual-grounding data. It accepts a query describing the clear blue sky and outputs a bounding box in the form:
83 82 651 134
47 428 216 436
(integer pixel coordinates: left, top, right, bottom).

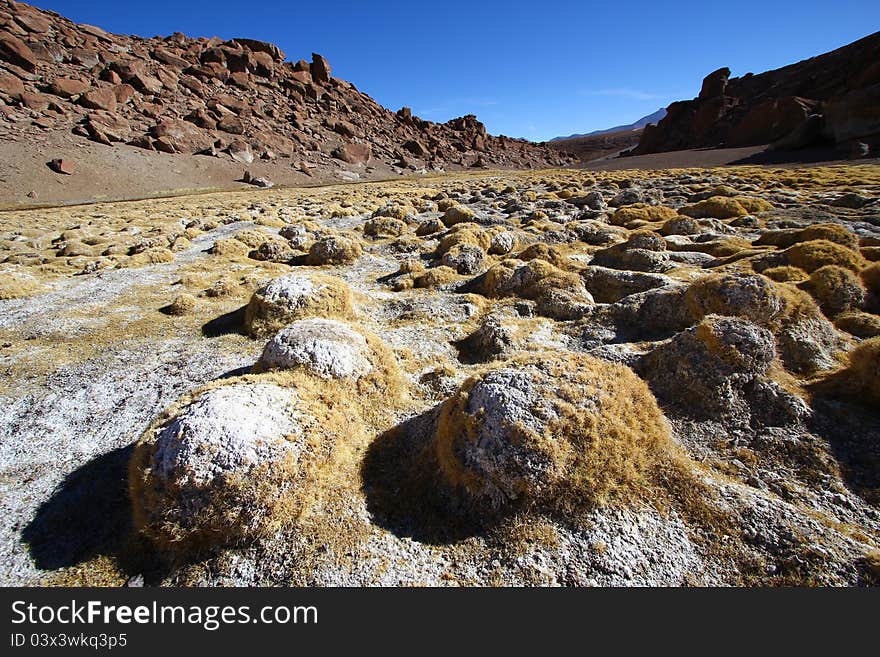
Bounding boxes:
29 0 879 141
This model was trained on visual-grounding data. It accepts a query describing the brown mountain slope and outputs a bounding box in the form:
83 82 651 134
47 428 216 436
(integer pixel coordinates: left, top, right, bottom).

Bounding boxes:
0 0 574 197
548 127 644 162
632 31 880 156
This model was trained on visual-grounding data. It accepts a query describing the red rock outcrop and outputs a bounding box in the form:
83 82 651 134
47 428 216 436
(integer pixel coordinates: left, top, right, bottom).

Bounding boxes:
632 31 880 156
0 1 572 172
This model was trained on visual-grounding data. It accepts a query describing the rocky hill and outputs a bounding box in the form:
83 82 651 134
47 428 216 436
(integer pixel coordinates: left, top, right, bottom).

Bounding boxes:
548 126 645 163
632 31 880 156
0 0 573 188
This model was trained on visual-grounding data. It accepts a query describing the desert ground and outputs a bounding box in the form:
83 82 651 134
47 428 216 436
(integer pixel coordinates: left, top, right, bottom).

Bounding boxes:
1 163 879 586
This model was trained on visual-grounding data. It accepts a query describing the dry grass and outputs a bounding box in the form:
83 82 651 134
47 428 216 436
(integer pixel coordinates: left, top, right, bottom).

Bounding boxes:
243 273 355 338
680 196 748 219
844 337 880 406
804 265 866 316
433 351 686 513
783 239 867 273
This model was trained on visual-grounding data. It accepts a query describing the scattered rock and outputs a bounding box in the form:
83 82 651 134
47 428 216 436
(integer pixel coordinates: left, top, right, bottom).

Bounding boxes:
47 158 73 175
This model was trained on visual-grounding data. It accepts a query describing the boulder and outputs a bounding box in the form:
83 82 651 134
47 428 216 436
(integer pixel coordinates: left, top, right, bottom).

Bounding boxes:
227 139 254 164
49 77 89 97
47 158 73 175
0 70 25 99
232 38 285 62
332 142 371 164
0 31 37 72
150 119 213 153
79 87 117 112
310 53 331 83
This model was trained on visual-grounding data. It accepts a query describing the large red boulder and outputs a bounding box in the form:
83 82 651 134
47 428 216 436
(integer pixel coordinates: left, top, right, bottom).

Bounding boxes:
79 87 118 112
14 11 52 34
0 31 37 72
0 70 25 99
50 77 89 97
310 53 331 83
232 38 285 62
150 119 214 153
332 142 371 164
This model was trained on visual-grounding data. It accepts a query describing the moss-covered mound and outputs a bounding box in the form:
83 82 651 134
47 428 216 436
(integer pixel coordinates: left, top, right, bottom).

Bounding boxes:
244 273 355 338
480 258 593 319
432 352 676 511
130 379 355 554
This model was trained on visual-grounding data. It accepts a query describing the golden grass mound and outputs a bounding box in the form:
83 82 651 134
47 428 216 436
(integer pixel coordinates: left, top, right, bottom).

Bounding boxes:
125 247 174 267
782 239 867 273
834 311 880 338
680 196 748 219
254 318 406 399
130 378 358 554
798 224 860 249
210 237 250 257
306 235 363 265
861 246 880 262
609 204 678 227
735 196 773 214
683 273 844 374
413 265 460 288
755 223 860 251
763 265 808 283
862 262 880 297
433 352 676 511
441 204 476 226
480 258 593 319
363 216 407 237
804 265 866 316
244 272 355 337
841 337 880 407
165 293 197 316
684 272 788 327
436 223 492 256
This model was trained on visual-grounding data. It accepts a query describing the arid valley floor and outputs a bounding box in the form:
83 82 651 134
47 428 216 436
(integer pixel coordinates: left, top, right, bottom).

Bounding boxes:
1 164 879 586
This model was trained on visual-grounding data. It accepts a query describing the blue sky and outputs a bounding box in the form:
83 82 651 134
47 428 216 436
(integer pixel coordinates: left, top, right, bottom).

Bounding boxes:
30 0 879 141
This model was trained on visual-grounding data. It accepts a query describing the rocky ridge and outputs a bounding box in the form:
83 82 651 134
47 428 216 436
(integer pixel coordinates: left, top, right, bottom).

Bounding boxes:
632 31 880 156
0 1 572 178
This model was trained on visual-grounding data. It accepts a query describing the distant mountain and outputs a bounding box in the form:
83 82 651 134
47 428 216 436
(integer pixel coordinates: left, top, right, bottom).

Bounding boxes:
550 108 667 142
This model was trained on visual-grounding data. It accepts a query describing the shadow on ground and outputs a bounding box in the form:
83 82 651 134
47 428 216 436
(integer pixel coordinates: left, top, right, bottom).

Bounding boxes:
22 445 135 571
202 304 248 337
728 147 876 166
361 407 501 545
808 375 880 507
